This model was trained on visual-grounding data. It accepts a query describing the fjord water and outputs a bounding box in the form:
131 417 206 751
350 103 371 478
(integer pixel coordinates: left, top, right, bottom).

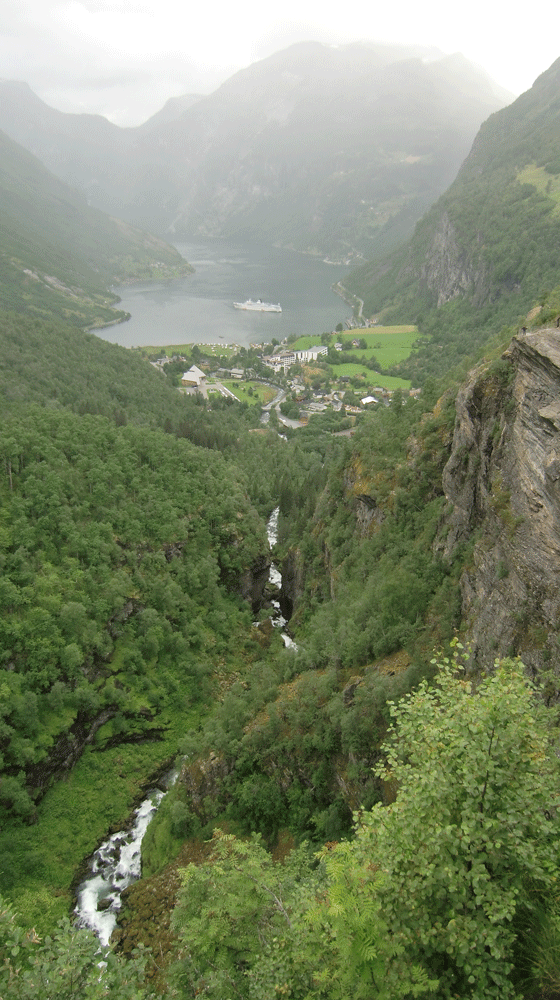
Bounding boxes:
94 240 350 348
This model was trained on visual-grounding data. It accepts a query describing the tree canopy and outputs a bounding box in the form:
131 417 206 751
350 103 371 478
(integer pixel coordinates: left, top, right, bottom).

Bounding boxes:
170 654 560 999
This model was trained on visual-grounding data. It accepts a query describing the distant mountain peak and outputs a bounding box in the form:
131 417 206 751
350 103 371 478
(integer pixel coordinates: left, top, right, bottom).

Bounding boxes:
0 44 513 256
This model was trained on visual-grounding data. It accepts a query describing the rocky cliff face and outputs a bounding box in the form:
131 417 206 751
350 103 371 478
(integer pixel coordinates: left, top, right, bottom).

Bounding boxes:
280 548 306 621
238 554 271 612
421 211 489 308
436 327 560 675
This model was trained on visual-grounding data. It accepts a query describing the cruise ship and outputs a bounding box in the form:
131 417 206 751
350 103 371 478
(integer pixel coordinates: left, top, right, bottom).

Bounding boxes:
233 298 282 313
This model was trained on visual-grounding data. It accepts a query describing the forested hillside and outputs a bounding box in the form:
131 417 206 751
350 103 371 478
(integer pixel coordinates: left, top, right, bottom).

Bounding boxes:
0 130 191 325
2 52 560 1000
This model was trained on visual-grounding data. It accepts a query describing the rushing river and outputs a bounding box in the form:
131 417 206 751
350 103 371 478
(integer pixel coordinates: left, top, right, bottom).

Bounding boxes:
74 508 293 943
74 763 181 946
74 790 165 946
266 506 297 649
93 239 350 349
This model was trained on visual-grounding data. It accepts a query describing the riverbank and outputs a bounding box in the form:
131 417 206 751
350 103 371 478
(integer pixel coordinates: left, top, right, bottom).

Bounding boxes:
333 278 364 320
1 712 193 934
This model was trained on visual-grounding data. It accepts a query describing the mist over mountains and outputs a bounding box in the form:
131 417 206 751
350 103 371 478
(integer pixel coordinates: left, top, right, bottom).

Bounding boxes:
0 128 191 325
0 41 510 259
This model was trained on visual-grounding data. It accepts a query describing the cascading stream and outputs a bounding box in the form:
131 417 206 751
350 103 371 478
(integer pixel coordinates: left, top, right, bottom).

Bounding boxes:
74 768 177 945
265 506 297 649
74 506 294 945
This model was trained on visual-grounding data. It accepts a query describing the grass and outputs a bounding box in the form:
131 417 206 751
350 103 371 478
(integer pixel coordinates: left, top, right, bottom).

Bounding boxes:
289 335 331 350
218 380 276 405
291 325 420 371
517 164 560 216
331 366 411 389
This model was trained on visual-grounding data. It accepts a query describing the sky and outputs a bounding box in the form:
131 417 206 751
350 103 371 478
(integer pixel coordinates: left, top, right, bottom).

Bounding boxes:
1 0 558 126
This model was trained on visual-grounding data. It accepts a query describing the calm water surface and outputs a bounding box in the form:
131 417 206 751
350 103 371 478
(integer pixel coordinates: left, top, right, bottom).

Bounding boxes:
93 240 350 349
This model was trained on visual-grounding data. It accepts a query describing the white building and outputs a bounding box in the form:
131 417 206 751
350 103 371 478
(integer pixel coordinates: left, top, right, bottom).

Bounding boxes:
296 345 328 362
181 365 206 387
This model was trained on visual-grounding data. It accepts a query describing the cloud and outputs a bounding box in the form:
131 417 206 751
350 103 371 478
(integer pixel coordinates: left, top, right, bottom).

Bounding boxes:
1 0 559 124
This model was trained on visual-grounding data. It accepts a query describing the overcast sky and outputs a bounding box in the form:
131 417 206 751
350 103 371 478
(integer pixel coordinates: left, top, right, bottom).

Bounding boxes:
2 0 558 126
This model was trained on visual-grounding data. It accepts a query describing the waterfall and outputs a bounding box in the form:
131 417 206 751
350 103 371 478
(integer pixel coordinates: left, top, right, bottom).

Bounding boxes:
74 765 179 945
266 506 297 650
75 505 294 945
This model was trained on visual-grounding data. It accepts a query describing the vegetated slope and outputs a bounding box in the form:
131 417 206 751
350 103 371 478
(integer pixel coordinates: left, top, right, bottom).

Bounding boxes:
0 401 277 932
162 662 560 1000
345 56 560 382
2 320 559 1000
0 44 510 258
3 55 560 1000
135 322 560 998
0 401 268 805
135 390 457 868
0 311 193 425
0 305 290 915
0 129 191 325
0 298 296 921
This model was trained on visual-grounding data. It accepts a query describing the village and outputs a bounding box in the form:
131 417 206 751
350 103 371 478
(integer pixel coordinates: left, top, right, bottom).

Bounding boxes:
145 326 419 422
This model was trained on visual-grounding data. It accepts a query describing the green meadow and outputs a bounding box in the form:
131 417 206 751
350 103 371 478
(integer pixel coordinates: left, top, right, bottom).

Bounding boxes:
331 366 412 389
293 326 418 363
291 326 419 388
211 380 277 405
517 164 560 215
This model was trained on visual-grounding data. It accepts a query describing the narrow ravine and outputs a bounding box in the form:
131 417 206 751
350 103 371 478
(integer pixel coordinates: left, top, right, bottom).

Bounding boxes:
74 767 178 945
74 507 294 944
266 506 297 649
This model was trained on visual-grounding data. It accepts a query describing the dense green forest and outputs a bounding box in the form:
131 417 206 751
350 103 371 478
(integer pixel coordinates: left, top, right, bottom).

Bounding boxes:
2 56 560 1000
2 301 559 998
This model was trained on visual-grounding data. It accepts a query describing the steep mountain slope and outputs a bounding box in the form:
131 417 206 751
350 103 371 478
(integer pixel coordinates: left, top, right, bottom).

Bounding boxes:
3 51 560 1000
0 129 191 324
0 43 510 257
0 306 280 931
0 81 135 218
436 327 560 675
345 57 560 378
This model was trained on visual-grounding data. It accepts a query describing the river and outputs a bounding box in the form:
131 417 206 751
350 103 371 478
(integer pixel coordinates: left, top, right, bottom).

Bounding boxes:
93 239 350 349
74 774 175 946
266 506 297 649
74 507 294 943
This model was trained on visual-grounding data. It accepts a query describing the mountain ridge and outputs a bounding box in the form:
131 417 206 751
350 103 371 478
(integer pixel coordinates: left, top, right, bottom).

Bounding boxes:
0 42 512 257
0 127 191 324
343 56 560 381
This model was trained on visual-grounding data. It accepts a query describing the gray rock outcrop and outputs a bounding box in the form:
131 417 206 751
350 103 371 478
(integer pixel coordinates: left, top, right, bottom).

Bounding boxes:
437 328 560 676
